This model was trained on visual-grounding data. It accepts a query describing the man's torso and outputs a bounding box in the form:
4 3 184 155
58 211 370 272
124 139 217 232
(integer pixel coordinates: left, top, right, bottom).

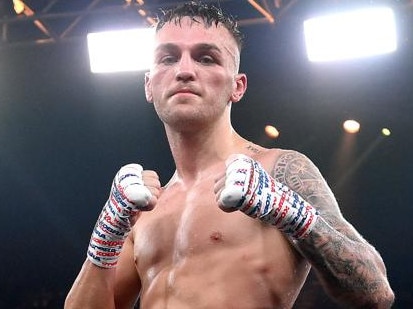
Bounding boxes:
132 151 311 308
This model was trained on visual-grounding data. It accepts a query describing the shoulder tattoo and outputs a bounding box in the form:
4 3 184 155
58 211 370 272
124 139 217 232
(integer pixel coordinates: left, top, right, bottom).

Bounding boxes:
272 151 339 221
273 151 323 196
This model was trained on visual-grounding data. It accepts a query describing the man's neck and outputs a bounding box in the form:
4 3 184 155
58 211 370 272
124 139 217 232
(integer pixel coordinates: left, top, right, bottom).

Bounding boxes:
165 124 247 183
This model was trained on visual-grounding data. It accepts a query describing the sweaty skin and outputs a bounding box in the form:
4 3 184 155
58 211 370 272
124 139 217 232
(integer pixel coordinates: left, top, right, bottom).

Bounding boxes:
131 147 310 308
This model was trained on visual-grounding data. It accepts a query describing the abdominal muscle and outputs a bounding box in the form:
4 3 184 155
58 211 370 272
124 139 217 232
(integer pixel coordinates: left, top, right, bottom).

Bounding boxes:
140 249 309 309
134 215 310 308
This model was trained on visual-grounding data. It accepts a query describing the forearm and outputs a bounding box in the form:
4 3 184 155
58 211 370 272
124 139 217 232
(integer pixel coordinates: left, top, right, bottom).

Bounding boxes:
66 165 156 309
296 218 394 308
65 259 116 309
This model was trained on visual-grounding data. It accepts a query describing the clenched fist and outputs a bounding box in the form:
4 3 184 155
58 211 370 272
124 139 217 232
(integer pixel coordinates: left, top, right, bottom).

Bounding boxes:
215 154 319 239
87 164 161 268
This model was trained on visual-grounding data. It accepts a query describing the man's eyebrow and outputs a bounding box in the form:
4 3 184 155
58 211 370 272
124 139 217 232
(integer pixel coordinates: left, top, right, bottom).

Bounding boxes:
154 43 179 54
154 43 222 53
196 43 221 53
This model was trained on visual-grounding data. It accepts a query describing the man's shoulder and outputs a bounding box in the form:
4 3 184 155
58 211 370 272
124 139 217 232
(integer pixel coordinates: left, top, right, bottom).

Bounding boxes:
251 147 315 175
242 141 313 169
255 147 305 162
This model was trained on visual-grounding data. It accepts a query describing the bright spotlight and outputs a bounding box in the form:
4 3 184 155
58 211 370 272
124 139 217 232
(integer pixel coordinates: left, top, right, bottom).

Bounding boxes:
304 7 397 62
13 0 25 14
87 28 155 73
343 120 360 134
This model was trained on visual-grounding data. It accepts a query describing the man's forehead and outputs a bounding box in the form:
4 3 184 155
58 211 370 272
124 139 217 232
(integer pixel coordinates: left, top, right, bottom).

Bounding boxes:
153 16 241 70
155 17 237 48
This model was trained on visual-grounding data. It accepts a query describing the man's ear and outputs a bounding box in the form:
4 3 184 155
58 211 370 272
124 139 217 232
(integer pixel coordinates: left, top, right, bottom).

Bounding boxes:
144 72 153 103
230 73 247 103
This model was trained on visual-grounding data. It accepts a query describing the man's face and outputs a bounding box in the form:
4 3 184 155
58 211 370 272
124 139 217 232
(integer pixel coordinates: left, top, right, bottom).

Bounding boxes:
145 17 246 130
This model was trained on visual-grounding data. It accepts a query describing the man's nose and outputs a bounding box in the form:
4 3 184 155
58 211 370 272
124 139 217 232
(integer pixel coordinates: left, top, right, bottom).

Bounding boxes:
175 54 195 81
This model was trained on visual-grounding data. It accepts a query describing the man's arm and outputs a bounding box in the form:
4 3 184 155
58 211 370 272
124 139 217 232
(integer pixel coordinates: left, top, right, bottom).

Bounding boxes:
65 164 160 308
65 259 116 309
65 235 140 309
273 150 394 308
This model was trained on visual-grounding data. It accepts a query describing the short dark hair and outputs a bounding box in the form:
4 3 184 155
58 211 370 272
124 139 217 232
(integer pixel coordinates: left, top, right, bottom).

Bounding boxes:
155 1 244 51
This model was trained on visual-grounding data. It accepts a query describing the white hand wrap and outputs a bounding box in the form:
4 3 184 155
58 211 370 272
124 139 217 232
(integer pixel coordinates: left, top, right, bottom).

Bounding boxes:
87 164 152 268
219 155 319 239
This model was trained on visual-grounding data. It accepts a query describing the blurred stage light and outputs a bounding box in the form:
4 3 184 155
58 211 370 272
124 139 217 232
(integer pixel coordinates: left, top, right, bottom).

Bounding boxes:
381 128 391 136
87 28 155 73
304 7 397 62
343 120 360 134
13 0 25 14
265 125 280 139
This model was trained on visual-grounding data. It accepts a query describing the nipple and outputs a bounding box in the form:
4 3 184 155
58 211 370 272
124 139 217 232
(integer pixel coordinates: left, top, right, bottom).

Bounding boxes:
210 231 223 242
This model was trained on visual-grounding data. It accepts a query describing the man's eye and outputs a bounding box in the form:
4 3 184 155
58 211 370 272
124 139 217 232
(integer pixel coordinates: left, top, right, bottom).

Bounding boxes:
159 55 177 64
198 55 215 64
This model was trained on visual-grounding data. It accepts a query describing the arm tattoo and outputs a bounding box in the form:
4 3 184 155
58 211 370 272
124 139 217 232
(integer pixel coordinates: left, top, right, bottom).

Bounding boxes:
273 150 339 222
272 151 393 306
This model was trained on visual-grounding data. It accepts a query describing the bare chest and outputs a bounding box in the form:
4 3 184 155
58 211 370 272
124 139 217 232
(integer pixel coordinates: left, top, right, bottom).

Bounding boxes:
132 179 267 269
131 178 309 308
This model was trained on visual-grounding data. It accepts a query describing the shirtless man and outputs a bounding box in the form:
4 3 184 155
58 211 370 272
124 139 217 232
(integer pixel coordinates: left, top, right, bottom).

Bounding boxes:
65 2 394 308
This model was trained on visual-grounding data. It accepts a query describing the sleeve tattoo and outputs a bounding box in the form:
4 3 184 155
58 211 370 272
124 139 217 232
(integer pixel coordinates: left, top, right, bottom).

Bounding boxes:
272 150 394 307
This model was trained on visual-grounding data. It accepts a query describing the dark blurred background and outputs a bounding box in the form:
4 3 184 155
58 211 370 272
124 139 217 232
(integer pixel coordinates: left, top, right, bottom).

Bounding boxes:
0 0 412 308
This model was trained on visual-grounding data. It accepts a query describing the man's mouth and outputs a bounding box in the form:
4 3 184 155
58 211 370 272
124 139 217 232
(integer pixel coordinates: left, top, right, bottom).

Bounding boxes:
171 87 199 97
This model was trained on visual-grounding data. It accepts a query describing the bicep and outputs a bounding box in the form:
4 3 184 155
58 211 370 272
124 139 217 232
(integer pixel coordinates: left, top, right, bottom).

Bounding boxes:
272 150 364 241
114 234 141 309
